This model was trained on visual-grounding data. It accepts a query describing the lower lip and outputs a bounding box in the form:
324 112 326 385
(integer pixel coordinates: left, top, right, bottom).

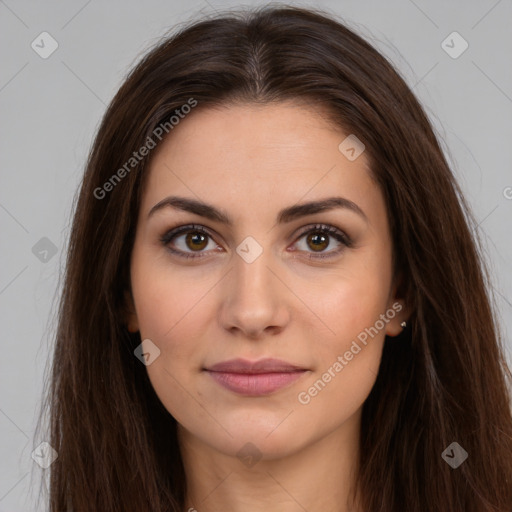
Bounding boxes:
206 370 307 396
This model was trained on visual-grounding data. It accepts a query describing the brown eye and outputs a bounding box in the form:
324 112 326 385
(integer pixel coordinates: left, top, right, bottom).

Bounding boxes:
292 224 352 260
306 232 329 252
160 224 220 259
185 232 208 251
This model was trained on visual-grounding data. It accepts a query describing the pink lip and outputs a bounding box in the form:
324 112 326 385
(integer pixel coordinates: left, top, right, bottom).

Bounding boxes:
204 358 308 396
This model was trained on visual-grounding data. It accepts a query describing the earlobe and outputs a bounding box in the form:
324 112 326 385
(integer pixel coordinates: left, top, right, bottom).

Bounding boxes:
127 317 139 333
385 318 406 337
384 299 410 337
385 273 411 337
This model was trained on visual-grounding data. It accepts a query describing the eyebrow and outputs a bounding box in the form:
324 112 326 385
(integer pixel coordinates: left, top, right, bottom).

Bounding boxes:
147 195 368 225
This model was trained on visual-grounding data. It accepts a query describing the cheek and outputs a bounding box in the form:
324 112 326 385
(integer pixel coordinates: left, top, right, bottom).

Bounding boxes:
133 287 209 387
296 255 392 405
129 252 208 404
294 281 390 429
304 260 391 355
130 243 213 341
131 272 207 424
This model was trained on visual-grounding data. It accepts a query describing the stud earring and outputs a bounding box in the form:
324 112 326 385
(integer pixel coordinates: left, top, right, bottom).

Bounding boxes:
400 321 407 329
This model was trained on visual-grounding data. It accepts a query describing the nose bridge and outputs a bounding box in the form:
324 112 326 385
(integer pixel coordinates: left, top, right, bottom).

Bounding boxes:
219 235 289 336
231 239 277 307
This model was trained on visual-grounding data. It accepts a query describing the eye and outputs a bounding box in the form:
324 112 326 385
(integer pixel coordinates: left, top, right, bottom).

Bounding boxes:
291 223 352 260
160 223 353 261
160 224 220 259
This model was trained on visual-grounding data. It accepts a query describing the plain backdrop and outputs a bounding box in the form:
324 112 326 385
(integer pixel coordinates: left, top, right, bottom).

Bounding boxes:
0 0 511 510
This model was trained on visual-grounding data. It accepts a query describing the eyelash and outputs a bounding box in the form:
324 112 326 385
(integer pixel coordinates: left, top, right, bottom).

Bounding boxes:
160 223 353 261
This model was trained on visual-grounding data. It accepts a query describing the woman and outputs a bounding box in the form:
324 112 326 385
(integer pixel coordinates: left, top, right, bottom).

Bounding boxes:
38 5 512 511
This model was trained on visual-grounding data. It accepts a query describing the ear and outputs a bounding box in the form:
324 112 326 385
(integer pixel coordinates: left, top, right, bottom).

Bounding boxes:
385 273 411 338
123 288 139 333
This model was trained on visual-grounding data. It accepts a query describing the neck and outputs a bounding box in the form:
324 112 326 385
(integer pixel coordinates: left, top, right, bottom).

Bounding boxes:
178 410 363 512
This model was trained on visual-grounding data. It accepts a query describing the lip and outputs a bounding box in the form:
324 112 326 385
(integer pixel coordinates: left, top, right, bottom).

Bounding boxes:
204 358 308 396
206 357 306 374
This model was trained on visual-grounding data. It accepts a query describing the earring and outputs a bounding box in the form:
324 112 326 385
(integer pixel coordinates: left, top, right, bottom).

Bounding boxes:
400 321 407 329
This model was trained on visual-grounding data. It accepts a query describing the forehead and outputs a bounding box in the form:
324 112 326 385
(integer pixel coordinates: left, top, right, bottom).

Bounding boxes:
150 100 366 168
140 101 383 225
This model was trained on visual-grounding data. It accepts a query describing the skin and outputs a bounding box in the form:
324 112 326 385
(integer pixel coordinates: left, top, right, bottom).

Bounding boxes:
126 101 408 512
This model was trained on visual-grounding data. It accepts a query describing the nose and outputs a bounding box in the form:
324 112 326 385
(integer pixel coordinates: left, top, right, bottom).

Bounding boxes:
218 246 291 340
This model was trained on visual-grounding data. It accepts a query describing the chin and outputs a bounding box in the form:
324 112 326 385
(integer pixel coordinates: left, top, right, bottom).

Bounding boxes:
192 412 309 461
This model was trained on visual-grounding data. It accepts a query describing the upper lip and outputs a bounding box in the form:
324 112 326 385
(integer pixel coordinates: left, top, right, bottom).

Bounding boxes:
205 358 306 374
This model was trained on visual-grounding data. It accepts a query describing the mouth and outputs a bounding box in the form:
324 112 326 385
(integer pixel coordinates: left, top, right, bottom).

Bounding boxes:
203 358 309 396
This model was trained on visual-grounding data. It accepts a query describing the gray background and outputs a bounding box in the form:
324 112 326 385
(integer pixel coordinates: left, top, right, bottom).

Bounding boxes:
1 0 511 509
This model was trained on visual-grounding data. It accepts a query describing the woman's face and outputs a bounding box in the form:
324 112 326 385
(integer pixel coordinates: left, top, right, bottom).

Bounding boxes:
127 101 406 460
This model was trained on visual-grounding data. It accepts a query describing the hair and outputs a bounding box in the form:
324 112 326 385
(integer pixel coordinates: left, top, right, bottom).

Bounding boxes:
37 4 512 511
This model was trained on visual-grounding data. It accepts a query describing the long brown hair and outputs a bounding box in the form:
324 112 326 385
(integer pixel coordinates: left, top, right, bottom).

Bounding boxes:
37 4 512 511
